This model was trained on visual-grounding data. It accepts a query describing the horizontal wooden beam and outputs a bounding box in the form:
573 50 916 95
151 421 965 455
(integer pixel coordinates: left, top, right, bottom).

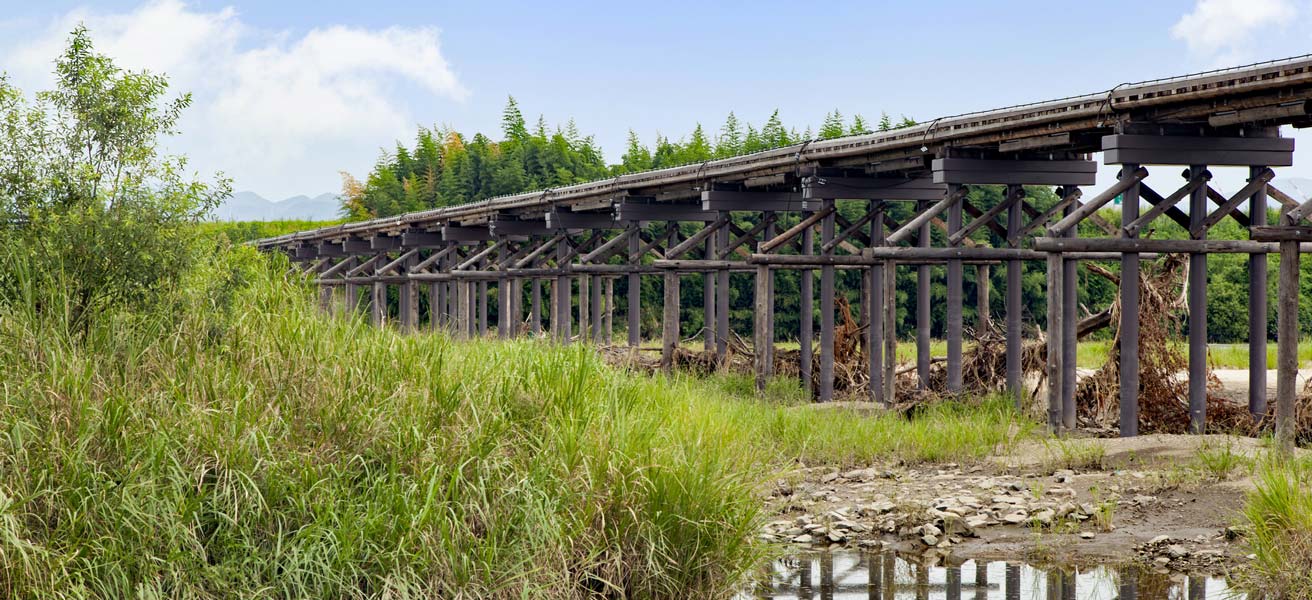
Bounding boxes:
370 235 402 251
489 218 550 236
1251 225 1312 242
615 201 717 222
1102 134 1294 166
932 158 1097 186
545 210 617 229
802 175 946 201
442 225 493 242
401 229 444 248
1034 237 1282 253
700 190 809 212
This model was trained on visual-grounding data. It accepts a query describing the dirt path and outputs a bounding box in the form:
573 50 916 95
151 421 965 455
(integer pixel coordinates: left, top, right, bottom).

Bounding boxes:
761 434 1283 575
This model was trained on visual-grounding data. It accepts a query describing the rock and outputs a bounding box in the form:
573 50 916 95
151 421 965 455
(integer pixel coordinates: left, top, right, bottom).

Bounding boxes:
1149 535 1171 545
1008 482 1027 492
862 501 897 515
1154 557 1170 566
1166 545 1189 559
1031 508 1056 526
1133 494 1156 505
919 524 943 537
820 472 839 483
827 530 847 543
1080 532 1096 540
921 534 939 546
965 514 991 529
841 468 878 481
1002 510 1029 525
784 527 805 536
792 534 814 544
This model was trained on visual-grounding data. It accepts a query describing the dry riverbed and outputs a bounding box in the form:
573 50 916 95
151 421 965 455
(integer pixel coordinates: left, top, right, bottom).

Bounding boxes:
760 433 1275 577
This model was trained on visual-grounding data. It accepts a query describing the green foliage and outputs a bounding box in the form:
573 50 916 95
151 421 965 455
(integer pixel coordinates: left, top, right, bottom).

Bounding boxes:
1242 457 1312 596
347 102 902 220
0 27 229 330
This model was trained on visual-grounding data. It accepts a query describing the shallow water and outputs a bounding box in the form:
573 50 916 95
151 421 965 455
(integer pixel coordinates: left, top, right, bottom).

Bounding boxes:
746 551 1244 599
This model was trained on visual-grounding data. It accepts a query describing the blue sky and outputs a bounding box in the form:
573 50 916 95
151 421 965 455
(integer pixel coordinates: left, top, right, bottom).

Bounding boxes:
2 0 1310 201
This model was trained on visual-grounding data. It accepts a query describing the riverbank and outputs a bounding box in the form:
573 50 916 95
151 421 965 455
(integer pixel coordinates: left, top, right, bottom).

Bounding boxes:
758 426 1299 588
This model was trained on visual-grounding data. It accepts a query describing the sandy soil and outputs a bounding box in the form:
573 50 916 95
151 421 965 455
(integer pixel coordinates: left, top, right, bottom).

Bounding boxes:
761 433 1292 576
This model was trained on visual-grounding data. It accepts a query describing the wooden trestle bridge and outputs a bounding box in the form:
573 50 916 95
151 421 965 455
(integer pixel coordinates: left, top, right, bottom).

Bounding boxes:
259 55 1312 443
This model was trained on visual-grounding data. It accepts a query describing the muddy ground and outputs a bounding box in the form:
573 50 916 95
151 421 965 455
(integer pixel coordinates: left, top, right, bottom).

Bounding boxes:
760 432 1286 578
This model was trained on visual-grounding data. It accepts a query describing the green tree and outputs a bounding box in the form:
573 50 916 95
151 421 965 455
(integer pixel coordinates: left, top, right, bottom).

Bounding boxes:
819 110 845 139
501 96 529 141
716 112 743 158
0 26 230 328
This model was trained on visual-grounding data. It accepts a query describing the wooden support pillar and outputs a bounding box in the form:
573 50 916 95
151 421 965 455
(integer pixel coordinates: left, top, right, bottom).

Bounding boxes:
317 261 334 313
400 254 418 332
1120 163 1143 437
477 275 488 336
1062 193 1079 431
946 185 964 392
869 200 885 404
917 199 932 390
627 224 642 347
457 280 472 340
370 260 386 328
579 275 591 341
976 264 990 330
884 260 897 405
947 565 961 600
800 225 815 394
531 278 542 335
1046 249 1064 432
1006 189 1024 406
716 225 730 360
435 251 449 329
764 214 777 374
342 257 360 315
590 274 603 344
556 241 571 344
1188 164 1209 433
428 281 442 331
549 278 559 338
1250 165 1270 418
703 232 716 353
662 271 680 373
511 277 523 336
819 199 837 401
754 262 771 392
1277 239 1298 453
605 277 614 344
497 275 511 339
446 249 460 332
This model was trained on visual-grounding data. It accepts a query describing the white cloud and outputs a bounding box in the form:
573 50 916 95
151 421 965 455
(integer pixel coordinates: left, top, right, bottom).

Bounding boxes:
3 0 466 200
1170 0 1300 64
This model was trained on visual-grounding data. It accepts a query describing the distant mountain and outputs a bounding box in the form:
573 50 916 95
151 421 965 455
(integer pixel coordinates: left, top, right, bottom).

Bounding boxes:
211 191 340 221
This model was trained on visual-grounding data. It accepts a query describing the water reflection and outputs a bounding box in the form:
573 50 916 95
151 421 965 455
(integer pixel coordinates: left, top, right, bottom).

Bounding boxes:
749 551 1242 599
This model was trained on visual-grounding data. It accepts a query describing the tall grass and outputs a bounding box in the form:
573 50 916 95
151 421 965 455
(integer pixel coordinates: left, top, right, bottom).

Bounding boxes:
0 244 1032 598
1242 457 1312 597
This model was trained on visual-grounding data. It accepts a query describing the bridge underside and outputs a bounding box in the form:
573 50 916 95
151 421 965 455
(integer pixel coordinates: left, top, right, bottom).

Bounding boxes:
262 56 1312 445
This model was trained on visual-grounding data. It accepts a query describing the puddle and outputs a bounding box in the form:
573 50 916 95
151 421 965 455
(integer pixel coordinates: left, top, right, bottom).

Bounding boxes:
746 551 1245 599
